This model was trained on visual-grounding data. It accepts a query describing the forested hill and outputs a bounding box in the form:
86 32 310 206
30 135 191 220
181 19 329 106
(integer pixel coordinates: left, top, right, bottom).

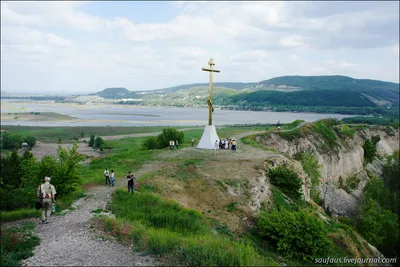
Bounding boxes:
91 75 399 108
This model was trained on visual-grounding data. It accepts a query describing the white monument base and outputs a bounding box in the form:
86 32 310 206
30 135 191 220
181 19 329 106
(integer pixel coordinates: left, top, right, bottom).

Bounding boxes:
197 125 219 150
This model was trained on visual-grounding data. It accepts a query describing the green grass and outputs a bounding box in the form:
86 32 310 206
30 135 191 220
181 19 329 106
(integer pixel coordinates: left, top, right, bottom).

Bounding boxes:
277 128 303 141
0 190 87 224
0 209 40 224
281 120 305 130
55 190 86 213
0 221 40 266
311 119 340 151
111 190 208 235
98 189 277 266
0 126 189 143
79 137 154 185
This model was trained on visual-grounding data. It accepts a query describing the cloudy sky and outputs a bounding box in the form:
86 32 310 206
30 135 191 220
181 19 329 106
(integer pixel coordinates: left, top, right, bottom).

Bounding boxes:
1 1 399 94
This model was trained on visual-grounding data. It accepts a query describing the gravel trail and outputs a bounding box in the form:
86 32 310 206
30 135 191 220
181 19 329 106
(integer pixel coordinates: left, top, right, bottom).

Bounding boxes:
20 185 158 266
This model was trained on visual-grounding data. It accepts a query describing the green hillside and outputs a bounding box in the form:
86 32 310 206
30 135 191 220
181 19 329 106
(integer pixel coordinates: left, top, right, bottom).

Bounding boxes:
258 75 399 92
91 75 399 110
91 87 139 99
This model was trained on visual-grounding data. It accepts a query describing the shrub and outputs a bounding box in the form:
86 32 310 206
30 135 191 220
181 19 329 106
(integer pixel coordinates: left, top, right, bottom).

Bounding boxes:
94 136 105 149
258 209 333 261
0 133 23 149
268 165 302 200
0 222 40 266
346 176 360 191
356 199 399 257
0 143 83 211
88 135 95 147
363 136 380 163
382 151 400 216
142 136 159 150
142 128 184 150
23 136 37 148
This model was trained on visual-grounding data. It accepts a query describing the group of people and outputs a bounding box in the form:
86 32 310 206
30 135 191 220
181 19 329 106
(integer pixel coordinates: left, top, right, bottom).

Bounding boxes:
215 138 237 151
169 140 179 150
104 168 115 186
104 168 136 194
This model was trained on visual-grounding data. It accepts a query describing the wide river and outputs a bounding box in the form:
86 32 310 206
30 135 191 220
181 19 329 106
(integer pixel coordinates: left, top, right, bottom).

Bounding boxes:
1 100 357 127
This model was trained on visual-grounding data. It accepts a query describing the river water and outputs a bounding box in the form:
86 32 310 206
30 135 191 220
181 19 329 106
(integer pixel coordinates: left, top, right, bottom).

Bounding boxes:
1 100 357 127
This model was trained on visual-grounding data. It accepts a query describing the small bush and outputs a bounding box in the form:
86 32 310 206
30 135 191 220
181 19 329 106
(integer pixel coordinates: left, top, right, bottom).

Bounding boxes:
363 135 380 163
94 136 105 149
88 135 95 147
142 136 159 150
268 165 302 200
258 209 333 262
23 136 37 148
346 176 360 191
142 128 184 150
0 222 40 266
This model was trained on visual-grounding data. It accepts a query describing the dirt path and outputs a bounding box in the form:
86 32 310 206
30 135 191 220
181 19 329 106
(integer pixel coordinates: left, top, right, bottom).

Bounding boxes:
20 184 158 267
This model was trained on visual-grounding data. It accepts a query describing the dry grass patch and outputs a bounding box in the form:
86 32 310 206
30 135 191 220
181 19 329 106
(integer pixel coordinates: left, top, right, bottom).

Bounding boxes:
144 159 259 233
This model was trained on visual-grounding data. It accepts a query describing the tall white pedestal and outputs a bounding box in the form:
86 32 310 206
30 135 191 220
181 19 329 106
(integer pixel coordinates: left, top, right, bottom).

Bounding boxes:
197 125 219 150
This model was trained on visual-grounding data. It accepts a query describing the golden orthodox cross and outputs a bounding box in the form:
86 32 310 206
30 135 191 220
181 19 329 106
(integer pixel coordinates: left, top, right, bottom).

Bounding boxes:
202 58 220 125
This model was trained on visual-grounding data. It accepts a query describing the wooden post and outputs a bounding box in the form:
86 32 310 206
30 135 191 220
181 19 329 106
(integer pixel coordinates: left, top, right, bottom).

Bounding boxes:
202 58 220 125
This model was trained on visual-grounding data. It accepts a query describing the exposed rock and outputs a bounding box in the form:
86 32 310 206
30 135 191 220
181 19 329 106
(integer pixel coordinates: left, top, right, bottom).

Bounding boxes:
248 170 271 214
365 157 386 178
322 183 358 217
256 126 399 217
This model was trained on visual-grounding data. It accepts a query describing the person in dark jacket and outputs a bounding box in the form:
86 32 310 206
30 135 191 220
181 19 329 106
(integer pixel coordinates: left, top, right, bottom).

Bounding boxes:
127 171 135 194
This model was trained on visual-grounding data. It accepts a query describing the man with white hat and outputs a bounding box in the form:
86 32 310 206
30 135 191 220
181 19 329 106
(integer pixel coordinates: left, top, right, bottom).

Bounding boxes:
37 176 57 223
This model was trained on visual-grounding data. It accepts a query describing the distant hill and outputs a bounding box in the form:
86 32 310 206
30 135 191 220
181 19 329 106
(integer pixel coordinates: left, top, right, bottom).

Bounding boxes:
90 75 399 109
90 87 140 99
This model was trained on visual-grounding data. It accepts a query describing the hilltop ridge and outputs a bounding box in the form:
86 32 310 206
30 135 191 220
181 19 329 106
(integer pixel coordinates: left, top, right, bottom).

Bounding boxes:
90 75 399 110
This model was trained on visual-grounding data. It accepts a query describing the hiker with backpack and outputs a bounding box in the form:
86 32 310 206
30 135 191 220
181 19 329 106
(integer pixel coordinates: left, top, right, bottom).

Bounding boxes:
37 176 56 223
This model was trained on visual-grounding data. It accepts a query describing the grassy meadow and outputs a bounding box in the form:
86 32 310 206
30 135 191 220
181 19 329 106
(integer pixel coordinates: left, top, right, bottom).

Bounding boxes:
94 189 277 266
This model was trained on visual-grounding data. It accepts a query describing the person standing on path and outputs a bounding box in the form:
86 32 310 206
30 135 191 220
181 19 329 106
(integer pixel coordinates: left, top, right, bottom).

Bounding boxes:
110 170 115 187
104 168 111 186
215 140 219 150
37 176 56 224
192 138 195 147
127 171 135 194
175 140 179 149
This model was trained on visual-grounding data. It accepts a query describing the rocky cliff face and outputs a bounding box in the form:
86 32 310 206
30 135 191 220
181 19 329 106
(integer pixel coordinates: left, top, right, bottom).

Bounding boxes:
254 125 399 217
256 126 399 183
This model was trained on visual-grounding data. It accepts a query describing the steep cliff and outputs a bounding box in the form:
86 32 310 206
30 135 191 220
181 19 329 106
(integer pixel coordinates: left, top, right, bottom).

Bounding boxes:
254 121 399 217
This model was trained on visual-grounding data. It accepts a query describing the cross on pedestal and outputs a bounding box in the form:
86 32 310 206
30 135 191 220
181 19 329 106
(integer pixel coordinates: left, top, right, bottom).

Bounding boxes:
196 58 221 150
202 58 220 126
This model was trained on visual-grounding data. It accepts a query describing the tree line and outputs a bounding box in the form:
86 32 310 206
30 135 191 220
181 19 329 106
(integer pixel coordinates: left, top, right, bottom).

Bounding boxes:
1 133 37 150
0 143 83 211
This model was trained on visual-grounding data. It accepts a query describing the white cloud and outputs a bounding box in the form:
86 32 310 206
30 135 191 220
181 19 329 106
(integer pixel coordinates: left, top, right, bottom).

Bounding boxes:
1 1 399 93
